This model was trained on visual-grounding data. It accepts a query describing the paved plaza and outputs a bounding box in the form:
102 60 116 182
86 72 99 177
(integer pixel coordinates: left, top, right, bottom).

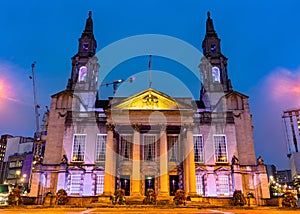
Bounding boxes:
0 207 300 214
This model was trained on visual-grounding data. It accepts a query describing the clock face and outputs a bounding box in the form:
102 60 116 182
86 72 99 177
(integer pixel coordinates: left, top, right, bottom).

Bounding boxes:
83 42 89 52
212 66 220 82
210 44 216 52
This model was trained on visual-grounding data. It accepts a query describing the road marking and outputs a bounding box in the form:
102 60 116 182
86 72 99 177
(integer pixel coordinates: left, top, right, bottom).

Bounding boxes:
81 208 97 214
209 210 234 214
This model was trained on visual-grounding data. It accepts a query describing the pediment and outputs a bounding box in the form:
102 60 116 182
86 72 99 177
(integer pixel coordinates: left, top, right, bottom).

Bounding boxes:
214 166 231 174
225 90 248 99
112 88 192 110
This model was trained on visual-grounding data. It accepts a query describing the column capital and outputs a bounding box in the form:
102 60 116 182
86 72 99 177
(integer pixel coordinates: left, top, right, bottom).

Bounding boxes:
131 123 142 132
106 123 115 131
183 123 194 131
158 123 167 132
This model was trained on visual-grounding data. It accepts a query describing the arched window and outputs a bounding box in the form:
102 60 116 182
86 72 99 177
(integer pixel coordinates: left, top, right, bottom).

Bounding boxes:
212 66 220 82
78 66 87 82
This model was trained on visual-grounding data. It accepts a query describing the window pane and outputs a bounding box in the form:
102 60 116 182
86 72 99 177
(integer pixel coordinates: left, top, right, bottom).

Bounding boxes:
95 174 104 195
95 135 107 162
144 135 156 161
167 136 178 162
194 135 204 163
70 174 81 194
120 135 133 161
196 174 204 195
214 135 227 163
72 135 86 162
218 175 230 196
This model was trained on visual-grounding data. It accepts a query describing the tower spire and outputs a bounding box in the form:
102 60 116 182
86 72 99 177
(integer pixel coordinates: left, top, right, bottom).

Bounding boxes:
67 11 98 91
205 11 216 36
84 11 93 33
200 11 232 105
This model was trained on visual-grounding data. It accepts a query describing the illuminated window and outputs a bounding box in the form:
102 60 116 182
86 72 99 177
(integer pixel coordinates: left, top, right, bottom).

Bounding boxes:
194 135 204 163
213 135 228 163
196 173 204 195
70 174 81 195
78 66 87 82
72 134 86 162
95 134 107 162
95 174 104 195
143 135 156 162
119 135 132 161
218 175 230 196
167 135 179 162
212 66 220 82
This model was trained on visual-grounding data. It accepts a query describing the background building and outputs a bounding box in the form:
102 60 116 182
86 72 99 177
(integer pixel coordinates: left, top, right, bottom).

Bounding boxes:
29 12 270 205
282 108 300 196
0 135 34 193
0 135 12 184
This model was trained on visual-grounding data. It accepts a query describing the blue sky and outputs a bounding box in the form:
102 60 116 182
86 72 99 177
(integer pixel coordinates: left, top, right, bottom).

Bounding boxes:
0 0 300 169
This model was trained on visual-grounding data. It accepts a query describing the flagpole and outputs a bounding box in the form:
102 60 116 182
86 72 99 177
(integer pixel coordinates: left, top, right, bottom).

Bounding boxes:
148 55 152 88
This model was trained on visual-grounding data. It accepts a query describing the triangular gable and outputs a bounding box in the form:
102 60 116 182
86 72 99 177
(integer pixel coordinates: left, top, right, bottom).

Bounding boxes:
214 166 231 175
195 165 207 173
68 165 86 172
113 88 192 110
225 90 248 99
51 90 73 98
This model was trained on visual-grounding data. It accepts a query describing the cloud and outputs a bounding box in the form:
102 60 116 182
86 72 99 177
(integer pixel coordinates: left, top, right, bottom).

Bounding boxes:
250 66 300 169
265 67 300 109
0 60 34 136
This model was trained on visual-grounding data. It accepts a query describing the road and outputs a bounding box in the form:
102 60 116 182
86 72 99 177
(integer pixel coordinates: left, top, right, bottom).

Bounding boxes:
0 207 299 214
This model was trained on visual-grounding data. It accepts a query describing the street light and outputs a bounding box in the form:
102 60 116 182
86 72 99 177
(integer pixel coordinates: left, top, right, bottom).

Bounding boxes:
15 170 21 187
20 174 27 194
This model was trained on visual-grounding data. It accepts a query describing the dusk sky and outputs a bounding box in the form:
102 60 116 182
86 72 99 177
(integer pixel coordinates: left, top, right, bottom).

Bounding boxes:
0 0 300 169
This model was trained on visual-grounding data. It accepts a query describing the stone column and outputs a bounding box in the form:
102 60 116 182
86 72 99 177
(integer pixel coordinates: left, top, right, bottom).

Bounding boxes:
103 123 115 196
131 123 142 196
186 125 197 195
159 124 169 196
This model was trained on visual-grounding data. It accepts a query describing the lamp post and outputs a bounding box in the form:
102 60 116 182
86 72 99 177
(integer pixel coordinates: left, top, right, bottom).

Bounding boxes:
20 174 27 194
15 170 21 188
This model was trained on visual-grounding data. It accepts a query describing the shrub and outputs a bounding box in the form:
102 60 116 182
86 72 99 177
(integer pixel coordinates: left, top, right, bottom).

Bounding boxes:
7 187 23 206
55 189 68 205
173 189 186 205
112 188 126 205
282 192 297 208
143 188 157 205
232 190 246 206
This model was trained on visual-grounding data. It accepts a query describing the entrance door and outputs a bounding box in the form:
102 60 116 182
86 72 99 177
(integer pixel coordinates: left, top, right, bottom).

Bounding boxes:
169 175 179 196
144 175 155 195
120 175 130 196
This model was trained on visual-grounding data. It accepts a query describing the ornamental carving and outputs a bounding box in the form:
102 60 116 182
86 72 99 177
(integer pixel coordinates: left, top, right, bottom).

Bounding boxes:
106 123 115 131
132 123 142 132
142 93 158 108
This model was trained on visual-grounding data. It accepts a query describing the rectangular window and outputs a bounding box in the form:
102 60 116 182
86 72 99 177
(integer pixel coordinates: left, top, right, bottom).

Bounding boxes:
213 135 228 163
218 175 230 196
72 134 86 162
194 135 204 163
119 135 133 161
95 134 107 162
95 174 104 195
196 174 204 195
167 135 179 162
70 174 81 195
9 162 16 168
143 135 156 162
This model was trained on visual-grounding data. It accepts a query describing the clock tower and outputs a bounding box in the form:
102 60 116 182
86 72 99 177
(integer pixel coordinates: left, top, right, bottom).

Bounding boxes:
199 12 232 109
66 11 99 111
